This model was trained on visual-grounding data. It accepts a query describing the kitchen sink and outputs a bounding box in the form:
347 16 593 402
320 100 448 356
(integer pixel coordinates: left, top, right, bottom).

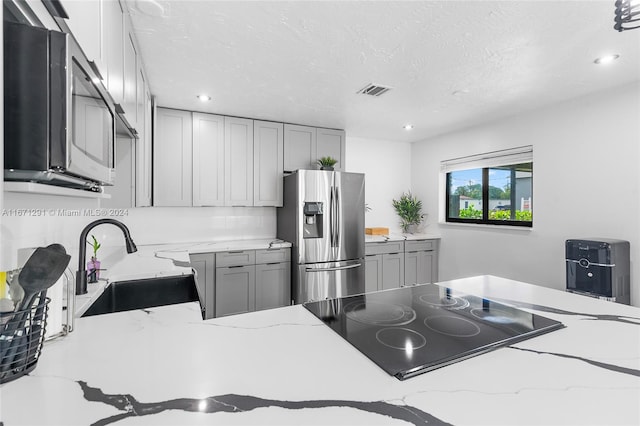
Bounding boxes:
81 275 199 317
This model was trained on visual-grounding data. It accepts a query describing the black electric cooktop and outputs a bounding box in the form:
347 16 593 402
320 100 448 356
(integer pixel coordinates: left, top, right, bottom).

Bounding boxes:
304 284 564 380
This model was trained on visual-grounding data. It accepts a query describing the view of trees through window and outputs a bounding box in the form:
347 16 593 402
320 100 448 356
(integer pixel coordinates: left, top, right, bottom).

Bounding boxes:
447 163 532 226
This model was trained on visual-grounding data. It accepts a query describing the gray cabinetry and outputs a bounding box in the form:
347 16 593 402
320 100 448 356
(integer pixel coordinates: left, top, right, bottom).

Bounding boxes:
365 241 405 292
189 253 215 319
224 117 254 206
191 247 290 319
215 265 256 317
154 108 193 206
284 124 316 172
192 112 225 206
365 239 439 292
254 121 284 206
316 128 346 171
404 240 439 286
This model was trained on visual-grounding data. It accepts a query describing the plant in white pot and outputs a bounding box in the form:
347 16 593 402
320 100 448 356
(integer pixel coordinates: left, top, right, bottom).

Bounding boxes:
392 192 425 233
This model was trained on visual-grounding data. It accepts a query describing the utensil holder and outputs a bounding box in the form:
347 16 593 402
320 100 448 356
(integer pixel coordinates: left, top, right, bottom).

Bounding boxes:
0 297 50 383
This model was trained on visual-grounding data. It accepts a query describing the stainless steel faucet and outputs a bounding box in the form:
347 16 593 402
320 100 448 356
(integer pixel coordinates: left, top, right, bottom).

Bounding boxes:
76 219 137 295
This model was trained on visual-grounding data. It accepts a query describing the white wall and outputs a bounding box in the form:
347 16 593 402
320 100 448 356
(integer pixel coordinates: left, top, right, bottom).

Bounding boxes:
346 136 412 234
411 82 640 306
1 191 275 272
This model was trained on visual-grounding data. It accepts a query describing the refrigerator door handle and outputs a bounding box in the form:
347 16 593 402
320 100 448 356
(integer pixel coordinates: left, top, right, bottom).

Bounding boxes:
305 263 362 272
334 186 340 247
329 186 335 247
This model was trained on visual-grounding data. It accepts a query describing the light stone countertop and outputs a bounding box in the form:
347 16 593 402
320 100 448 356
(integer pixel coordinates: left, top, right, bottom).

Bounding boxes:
2 275 638 425
75 238 291 316
365 233 441 243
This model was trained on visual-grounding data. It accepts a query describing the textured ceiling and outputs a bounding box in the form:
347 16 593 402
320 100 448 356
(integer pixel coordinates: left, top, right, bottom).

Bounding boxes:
127 0 640 143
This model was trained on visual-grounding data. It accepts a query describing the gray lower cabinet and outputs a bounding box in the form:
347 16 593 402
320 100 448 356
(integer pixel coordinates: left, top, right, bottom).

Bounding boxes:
364 241 405 292
365 239 439 292
190 248 290 319
404 240 439 286
215 265 256 317
189 253 215 319
255 262 291 310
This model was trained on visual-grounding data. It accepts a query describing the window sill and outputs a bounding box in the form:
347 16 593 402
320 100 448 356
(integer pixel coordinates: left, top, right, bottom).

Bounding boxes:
438 221 533 231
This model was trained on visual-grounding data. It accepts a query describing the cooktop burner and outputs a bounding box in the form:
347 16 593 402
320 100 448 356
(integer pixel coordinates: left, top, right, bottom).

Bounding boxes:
304 283 564 380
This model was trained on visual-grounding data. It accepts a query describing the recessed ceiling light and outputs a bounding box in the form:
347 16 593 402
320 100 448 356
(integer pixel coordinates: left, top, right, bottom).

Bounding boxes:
403 124 414 130
197 94 212 102
594 54 620 65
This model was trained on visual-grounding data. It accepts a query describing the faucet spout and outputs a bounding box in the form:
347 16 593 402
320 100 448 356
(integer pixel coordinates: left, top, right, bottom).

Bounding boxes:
76 219 138 295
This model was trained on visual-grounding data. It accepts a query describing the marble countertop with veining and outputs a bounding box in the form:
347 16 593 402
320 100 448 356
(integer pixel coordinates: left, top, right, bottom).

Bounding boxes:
75 238 291 317
2 275 638 426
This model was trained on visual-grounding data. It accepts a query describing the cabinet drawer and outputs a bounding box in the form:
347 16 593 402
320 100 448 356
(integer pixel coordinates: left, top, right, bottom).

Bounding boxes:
256 248 290 264
405 240 436 252
216 250 255 267
365 241 404 255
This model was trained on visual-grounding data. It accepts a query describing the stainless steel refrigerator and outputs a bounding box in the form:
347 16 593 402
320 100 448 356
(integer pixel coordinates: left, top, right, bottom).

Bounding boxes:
277 170 365 304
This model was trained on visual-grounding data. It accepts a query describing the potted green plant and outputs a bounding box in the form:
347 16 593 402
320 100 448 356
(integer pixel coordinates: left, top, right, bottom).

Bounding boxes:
317 156 338 171
392 192 424 233
87 235 101 283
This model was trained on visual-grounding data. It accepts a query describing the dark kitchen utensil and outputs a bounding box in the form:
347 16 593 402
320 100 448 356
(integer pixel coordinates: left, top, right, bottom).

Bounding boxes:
0 244 70 368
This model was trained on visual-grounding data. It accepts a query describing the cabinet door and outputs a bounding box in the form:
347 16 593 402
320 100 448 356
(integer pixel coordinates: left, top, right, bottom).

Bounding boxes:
192 113 225 206
365 254 383 293
316 128 346 171
189 253 215 320
102 136 135 208
103 0 124 105
254 121 283 206
284 124 316 172
123 25 137 127
255 262 291 310
135 85 152 207
62 0 105 76
405 250 436 286
382 253 404 290
154 108 193 206
224 117 254 206
215 266 256 317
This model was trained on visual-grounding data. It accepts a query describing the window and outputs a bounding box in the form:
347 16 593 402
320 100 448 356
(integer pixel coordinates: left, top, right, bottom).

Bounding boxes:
442 146 533 227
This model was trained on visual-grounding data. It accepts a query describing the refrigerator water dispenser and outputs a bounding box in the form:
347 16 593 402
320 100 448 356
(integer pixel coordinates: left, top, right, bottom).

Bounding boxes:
303 202 323 238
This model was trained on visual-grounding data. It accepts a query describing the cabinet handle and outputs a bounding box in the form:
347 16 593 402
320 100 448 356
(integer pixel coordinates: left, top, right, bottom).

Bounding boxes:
227 251 245 254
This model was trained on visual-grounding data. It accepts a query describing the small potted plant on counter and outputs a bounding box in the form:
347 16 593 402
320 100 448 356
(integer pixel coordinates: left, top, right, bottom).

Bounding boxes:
87 235 101 283
317 156 338 171
392 191 425 233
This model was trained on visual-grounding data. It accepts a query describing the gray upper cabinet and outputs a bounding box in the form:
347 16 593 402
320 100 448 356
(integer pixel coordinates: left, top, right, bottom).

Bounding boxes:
224 117 254 206
154 108 193 206
284 124 316 172
316 128 346 171
103 0 124 105
254 121 284 207
192 113 225 206
61 0 105 76
123 27 137 127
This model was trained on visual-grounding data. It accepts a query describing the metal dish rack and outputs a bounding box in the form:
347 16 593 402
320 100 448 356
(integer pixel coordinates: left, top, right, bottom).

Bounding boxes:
0 295 50 383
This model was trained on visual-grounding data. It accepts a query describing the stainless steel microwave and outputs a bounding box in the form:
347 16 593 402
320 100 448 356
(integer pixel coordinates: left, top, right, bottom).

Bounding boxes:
4 21 116 191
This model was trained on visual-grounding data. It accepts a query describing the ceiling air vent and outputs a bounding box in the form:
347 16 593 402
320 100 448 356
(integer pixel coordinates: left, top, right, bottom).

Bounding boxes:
357 83 392 97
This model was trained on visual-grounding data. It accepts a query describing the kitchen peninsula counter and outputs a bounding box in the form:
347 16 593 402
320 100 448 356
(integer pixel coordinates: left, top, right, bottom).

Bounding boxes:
2 275 638 425
75 238 291 316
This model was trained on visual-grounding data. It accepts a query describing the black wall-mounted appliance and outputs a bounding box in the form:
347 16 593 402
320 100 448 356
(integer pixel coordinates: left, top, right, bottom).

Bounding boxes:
4 21 116 190
566 239 630 305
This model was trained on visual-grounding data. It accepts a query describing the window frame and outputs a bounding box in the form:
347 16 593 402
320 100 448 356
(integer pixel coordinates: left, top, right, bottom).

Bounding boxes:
445 163 533 228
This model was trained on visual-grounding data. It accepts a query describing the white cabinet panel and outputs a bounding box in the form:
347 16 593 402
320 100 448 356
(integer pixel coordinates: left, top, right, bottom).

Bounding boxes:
224 117 254 206
123 28 137 127
192 113 225 206
61 0 105 75
254 121 283 206
135 87 152 207
154 108 192 206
